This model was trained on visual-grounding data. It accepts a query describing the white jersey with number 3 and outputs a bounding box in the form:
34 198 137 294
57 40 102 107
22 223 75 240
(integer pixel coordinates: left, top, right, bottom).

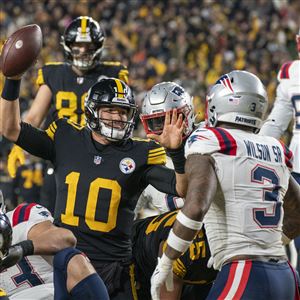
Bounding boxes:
260 60 300 174
185 127 292 270
0 203 54 299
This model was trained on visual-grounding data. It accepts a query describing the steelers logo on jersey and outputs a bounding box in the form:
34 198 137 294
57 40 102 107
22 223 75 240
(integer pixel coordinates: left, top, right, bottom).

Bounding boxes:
119 158 136 174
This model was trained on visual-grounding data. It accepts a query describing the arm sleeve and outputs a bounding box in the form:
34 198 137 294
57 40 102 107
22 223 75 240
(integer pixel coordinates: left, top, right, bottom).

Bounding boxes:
142 165 178 196
16 122 55 161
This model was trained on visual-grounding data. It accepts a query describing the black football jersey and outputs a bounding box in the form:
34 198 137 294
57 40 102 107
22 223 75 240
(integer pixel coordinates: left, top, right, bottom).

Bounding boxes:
16 119 179 264
132 211 217 289
13 162 43 204
36 61 129 127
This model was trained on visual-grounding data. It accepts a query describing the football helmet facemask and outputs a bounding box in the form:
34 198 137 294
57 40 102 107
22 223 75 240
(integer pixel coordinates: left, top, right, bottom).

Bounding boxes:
0 191 12 258
140 82 195 139
61 16 105 71
85 78 137 141
205 70 268 129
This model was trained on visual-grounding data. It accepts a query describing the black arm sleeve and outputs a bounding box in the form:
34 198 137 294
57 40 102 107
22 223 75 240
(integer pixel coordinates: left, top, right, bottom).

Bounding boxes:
16 122 55 162
142 165 178 196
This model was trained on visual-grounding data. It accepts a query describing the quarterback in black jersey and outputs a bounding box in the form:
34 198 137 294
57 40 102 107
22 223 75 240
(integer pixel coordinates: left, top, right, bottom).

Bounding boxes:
132 211 218 300
1 75 187 300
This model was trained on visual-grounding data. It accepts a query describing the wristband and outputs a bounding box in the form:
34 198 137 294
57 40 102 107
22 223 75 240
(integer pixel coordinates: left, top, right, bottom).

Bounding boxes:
167 145 186 174
1 78 21 101
167 229 191 253
176 211 203 230
17 240 34 256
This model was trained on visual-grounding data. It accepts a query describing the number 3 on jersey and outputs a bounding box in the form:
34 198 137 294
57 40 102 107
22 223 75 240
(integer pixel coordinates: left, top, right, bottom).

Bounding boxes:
251 165 281 228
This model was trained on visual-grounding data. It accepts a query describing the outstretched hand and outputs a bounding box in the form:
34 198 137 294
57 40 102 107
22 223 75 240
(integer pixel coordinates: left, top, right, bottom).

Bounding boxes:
147 109 185 149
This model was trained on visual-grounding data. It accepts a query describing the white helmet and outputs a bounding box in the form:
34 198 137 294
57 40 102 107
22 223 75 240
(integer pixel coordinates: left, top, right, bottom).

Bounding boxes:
205 70 268 129
140 82 195 138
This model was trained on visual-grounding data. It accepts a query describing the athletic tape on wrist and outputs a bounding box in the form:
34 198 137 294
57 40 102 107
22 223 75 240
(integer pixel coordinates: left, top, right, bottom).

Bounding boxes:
176 211 203 230
167 229 192 253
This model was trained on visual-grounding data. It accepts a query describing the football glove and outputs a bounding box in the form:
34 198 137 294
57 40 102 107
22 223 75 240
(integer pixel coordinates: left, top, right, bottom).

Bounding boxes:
7 145 25 178
0 240 34 272
150 254 174 300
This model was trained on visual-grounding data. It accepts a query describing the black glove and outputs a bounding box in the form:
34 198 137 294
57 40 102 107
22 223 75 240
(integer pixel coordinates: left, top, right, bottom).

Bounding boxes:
0 240 34 272
0 245 24 272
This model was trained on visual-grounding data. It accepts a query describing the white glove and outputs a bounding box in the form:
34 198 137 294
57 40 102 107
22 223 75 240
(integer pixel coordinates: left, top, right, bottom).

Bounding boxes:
150 253 174 300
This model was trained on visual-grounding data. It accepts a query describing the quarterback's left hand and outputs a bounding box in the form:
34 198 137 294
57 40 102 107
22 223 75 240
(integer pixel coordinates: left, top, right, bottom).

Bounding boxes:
150 254 174 300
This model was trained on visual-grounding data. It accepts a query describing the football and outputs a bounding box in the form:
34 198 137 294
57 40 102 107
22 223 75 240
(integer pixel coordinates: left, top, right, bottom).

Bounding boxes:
0 24 42 77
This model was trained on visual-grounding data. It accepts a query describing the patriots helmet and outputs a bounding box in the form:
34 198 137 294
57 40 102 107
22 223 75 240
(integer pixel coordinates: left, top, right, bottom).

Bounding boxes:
140 82 195 139
205 70 268 129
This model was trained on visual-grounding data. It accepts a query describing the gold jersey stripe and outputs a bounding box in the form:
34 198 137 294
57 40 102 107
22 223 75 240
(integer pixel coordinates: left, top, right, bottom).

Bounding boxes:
36 68 45 86
114 79 124 98
148 150 166 158
129 264 138 300
45 62 64 65
173 258 186 278
81 17 87 35
45 121 57 141
149 147 165 154
147 155 166 165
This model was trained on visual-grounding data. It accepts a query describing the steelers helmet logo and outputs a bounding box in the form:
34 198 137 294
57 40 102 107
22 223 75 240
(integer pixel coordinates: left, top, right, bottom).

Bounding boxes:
119 158 136 174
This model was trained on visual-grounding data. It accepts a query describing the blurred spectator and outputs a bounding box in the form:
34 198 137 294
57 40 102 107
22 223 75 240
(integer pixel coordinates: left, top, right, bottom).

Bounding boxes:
0 0 298 136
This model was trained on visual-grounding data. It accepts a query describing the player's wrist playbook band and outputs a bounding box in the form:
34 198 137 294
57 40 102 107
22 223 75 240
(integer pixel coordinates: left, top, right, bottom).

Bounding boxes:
1 78 21 101
176 211 203 230
167 229 192 253
17 240 34 256
167 144 186 174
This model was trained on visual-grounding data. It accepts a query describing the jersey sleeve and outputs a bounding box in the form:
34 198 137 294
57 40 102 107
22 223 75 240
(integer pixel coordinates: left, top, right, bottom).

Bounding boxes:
9 203 53 244
147 141 167 165
185 128 224 157
36 62 64 87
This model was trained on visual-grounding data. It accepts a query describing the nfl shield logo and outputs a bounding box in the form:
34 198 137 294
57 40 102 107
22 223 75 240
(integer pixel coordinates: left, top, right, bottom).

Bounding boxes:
94 156 102 165
77 77 84 84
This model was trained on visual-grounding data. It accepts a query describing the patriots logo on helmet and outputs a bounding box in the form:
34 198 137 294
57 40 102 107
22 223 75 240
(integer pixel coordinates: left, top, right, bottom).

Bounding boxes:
216 74 234 93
